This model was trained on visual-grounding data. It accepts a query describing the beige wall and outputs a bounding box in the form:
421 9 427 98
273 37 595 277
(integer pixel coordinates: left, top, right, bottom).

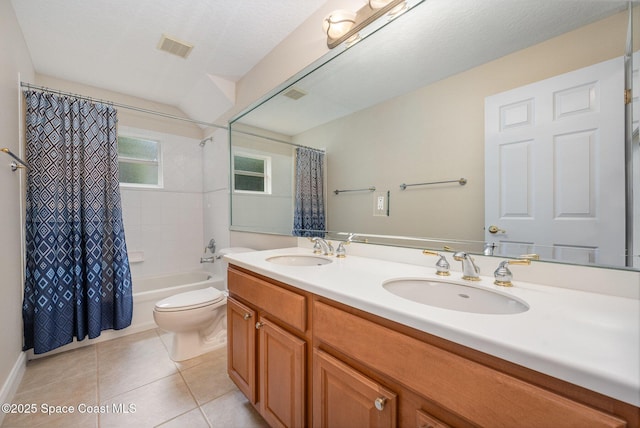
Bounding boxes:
35 74 204 140
0 0 34 408
294 11 628 241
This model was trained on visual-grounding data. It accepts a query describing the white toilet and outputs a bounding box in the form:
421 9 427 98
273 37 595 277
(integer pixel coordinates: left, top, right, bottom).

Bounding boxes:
153 247 254 361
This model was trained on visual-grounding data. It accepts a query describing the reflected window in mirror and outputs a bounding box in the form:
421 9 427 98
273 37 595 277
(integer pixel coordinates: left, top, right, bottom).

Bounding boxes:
233 152 271 194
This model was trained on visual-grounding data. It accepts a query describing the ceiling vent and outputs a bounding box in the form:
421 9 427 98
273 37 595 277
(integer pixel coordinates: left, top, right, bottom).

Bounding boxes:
283 88 307 100
157 34 194 59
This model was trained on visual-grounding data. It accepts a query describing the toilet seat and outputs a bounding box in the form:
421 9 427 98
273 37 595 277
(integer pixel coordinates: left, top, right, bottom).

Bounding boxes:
154 287 224 312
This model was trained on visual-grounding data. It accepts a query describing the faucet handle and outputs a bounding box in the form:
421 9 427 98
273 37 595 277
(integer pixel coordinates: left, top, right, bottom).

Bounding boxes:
312 239 323 254
422 250 450 276
494 259 531 287
336 240 350 258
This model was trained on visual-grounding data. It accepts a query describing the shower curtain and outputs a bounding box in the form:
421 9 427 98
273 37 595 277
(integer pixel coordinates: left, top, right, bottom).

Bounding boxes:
22 90 133 354
293 147 326 237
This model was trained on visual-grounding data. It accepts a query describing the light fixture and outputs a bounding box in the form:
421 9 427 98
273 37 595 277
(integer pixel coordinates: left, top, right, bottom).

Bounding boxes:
322 10 357 40
323 0 407 49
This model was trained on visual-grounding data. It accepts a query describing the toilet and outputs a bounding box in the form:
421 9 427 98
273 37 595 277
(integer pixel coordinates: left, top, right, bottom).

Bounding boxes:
153 247 254 361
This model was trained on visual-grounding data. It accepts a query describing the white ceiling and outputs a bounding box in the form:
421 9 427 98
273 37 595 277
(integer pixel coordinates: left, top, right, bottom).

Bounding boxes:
10 0 330 125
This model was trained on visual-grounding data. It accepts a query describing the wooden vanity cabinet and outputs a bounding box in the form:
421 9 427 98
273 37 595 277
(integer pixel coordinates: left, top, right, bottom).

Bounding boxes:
227 266 310 428
228 265 638 428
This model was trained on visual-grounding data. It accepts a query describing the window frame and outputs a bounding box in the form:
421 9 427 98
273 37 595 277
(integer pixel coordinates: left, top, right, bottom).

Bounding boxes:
117 134 163 189
232 151 272 195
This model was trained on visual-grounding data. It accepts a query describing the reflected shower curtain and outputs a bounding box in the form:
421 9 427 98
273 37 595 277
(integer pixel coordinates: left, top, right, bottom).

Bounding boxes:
293 147 326 237
23 90 133 354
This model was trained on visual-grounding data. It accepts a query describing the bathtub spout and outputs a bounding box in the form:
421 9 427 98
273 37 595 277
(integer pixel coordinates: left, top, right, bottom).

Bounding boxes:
200 256 215 263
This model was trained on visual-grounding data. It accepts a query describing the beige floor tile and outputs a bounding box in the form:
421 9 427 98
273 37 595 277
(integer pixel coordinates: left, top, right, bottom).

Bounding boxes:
16 345 97 395
174 346 226 372
180 350 236 405
2 372 98 427
200 390 268 428
155 408 210 428
97 330 177 400
99 373 197 428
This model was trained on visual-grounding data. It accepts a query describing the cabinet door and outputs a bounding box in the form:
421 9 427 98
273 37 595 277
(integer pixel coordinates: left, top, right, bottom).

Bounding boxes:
227 297 257 403
313 349 397 428
257 317 306 428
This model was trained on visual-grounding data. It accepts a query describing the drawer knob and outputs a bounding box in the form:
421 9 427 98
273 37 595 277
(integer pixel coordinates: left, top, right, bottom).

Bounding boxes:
255 322 264 329
243 313 252 320
374 397 387 411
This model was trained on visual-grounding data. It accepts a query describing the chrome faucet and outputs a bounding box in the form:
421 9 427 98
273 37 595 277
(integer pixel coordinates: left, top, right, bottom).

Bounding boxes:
453 252 480 281
311 237 334 256
201 238 217 263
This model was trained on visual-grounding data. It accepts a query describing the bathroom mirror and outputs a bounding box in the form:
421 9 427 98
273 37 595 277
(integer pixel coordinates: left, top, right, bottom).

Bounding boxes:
230 0 639 270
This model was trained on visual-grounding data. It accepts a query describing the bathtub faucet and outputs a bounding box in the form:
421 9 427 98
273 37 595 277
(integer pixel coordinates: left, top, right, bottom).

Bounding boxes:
200 255 215 263
201 238 217 263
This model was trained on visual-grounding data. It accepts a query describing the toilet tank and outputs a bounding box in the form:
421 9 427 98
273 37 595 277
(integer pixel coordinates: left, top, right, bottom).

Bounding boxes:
216 247 254 288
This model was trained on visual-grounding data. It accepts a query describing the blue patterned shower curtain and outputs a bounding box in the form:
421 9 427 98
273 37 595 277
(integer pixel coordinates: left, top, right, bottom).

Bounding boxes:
23 90 133 354
293 147 326 237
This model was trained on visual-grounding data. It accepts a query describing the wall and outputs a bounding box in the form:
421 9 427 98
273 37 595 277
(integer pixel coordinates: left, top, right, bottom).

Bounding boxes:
294 11 627 241
0 0 34 417
118 126 205 278
230 126 295 235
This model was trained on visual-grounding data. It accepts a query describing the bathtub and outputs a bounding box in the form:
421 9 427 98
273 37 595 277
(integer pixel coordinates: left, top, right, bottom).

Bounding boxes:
131 271 225 331
27 271 225 359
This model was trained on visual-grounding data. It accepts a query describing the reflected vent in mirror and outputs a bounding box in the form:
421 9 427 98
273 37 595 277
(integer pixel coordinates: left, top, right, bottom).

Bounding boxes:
157 34 194 59
283 88 307 100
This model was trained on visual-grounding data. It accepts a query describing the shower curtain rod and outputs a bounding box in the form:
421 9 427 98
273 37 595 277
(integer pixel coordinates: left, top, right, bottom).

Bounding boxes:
231 128 325 153
20 82 228 130
20 82 325 153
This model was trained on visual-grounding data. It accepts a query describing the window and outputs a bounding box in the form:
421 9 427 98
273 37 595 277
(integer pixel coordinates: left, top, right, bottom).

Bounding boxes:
118 135 162 187
233 153 271 194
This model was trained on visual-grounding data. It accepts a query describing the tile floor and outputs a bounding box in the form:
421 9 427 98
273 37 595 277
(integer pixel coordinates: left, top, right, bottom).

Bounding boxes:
1 329 269 428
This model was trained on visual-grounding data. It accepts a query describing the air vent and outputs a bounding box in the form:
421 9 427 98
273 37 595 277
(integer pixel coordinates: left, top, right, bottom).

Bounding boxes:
283 88 307 100
157 34 194 59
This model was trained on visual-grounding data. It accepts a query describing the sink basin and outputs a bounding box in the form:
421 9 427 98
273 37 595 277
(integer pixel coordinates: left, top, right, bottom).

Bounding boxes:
382 279 528 314
266 255 333 266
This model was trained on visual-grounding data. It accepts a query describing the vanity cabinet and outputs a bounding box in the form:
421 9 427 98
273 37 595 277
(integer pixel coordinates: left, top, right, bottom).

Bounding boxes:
227 266 310 428
228 265 638 428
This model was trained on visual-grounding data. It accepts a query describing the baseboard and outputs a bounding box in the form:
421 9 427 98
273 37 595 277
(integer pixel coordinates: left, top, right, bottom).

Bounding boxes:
0 351 26 426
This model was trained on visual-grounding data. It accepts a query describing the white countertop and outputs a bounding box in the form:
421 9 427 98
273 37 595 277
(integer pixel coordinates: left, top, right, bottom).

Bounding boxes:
225 247 640 407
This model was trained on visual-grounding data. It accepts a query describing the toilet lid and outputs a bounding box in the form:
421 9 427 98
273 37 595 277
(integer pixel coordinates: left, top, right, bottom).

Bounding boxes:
154 287 224 312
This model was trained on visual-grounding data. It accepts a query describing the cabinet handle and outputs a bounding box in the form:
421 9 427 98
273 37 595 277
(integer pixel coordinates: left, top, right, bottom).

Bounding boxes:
374 397 387 411
255 322 264 329
243 313 252 320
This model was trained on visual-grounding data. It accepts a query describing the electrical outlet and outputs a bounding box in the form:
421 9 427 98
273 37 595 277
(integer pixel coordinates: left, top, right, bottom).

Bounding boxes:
373 192 388 216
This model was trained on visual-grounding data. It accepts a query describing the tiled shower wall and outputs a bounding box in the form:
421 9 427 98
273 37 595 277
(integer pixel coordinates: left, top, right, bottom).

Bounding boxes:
119 126 226 278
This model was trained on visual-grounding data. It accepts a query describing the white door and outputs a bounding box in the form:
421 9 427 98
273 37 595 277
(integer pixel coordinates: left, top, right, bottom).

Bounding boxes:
485 57 625 266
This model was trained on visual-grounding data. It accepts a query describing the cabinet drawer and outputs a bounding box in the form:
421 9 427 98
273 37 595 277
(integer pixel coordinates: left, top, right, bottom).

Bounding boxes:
229 267 307 332
416 409 450 428
314 301 626 428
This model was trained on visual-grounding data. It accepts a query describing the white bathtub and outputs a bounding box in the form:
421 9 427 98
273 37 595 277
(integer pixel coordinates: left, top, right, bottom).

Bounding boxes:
131 271 225 331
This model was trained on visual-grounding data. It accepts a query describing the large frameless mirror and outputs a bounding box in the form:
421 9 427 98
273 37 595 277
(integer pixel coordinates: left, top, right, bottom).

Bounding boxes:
230 0 639 270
